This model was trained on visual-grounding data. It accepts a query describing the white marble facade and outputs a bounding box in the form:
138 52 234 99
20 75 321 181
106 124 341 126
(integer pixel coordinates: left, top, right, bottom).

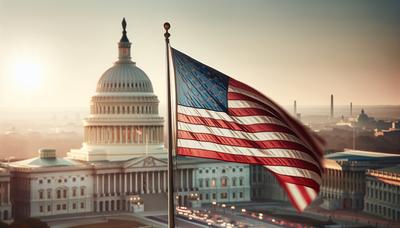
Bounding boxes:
0 168 11 221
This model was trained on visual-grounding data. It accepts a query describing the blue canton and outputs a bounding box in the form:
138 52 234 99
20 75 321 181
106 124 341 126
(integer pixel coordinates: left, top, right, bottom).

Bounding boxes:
172 48 229 112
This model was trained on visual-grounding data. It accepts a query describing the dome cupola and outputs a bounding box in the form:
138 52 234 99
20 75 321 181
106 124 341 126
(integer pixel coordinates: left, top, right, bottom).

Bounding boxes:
96 18 153 93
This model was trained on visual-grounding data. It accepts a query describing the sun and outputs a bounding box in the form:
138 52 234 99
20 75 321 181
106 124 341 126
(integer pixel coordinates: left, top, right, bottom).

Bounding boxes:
12 60 43 91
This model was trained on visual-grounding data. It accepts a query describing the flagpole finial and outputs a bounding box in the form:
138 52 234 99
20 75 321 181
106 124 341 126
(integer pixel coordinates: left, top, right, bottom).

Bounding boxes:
164 22 171 42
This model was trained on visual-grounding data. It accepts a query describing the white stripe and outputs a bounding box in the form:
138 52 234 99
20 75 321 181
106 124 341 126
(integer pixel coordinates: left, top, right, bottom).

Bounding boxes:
305 186 317 200
178 105 287 127
228 100 279 117
265 165 322 184
229 86 278 111
286 183 307 211
177 139 319 166
178 122 305 145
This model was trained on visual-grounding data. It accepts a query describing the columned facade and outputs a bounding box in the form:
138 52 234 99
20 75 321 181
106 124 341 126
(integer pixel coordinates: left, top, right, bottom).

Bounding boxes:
0 168 11 221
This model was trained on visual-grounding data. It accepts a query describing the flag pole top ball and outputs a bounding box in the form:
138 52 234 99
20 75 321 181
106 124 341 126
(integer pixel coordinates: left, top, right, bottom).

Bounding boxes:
164 22 171 40
164 22 170 31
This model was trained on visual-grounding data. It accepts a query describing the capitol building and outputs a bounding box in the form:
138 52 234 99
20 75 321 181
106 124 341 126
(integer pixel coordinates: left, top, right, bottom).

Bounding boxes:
0 19 250 222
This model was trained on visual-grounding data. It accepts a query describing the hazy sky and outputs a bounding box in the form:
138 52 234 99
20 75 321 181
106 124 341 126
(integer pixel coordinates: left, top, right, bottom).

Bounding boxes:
0 0 399 112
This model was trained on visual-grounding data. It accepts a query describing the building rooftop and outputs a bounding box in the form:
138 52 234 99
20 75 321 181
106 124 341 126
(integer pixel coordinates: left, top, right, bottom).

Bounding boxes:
379 165 400 174
325 149 400 162
9 157 84 168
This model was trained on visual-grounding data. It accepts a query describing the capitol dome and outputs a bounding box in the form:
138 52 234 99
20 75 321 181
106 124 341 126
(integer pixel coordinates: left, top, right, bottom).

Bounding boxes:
96 63 154 93
67 18 165 162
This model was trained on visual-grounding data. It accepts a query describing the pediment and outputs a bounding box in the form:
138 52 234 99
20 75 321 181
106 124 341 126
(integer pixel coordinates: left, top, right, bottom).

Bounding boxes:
123 156 167 169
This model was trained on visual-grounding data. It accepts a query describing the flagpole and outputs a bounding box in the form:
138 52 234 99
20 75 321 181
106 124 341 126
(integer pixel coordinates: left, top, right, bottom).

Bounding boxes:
164 22 175 228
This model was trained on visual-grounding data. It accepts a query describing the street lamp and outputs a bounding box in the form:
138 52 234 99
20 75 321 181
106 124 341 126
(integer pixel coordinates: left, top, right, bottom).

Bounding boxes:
241 208 246 213
221 204 226 214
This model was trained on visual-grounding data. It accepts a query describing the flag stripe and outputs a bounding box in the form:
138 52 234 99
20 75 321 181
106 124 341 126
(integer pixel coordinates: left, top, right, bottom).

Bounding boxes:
178 105 286 126
177 147 321 188
177 113 294 134
177 131 320 164
178 122 307 146
177 138 320 169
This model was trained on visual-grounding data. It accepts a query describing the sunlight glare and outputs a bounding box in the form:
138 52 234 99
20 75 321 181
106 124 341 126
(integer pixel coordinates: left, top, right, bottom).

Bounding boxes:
12 60 43 91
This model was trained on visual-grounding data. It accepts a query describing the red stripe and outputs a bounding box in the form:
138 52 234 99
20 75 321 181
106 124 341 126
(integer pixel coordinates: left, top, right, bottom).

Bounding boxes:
177 113 294 134
228 107 277 117
228 92 282 118
177 130 320 164
229 79 324 157
297 185 313 205
177 146 321 176
229 78 267 99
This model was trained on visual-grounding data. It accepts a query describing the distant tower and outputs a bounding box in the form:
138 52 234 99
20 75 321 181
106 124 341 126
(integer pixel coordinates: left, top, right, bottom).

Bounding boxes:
350 102 353 117
330 94 334 119
294 100 297 116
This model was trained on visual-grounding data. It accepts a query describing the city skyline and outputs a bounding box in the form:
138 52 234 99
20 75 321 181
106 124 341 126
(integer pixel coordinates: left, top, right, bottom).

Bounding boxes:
1 0 400 113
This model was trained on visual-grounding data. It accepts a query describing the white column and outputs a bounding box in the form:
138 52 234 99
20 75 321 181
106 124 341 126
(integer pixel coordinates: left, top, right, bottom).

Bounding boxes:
130 173 134 193
107 174 110 195
135 172 138 193
130 127 134 144
101 174 104 195
114 127 117 143
97 175 100 196
158 171 161 193
163 171 167 192
146 172 149 194
8 182 11 203
141 172 144 194
119 173 122 195
125 126 128 144
113 173 116 195
120 126 123 143
124 173 127 194
186 169 189 190
180 169 184 191
152 172 155 193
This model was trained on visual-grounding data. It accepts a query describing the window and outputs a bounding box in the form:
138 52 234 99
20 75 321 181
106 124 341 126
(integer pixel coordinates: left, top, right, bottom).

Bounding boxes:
63 189 67 198
232 192 236 199
72 177 76 182
64 179 67 183
47 205 51 212
239 168 243 172
62 204 66 210
212 169 215 173
81 188 85 196
57 190 61 199
205 193 209 200
199 170 202 174
72 203 77 209
80 202 85 209
199 179 203 188
57 204 61 210
211 178 216 188
73 189 77 197
205 179 209 188
221 192 228 199
240 192 243 198
40 205 43 212
232 178 237 187
232 168 236 172
222 169 226 173
239 178 243 186
205 170 209 174
221 177 228 187
39 191 44 199
212 193 216 199
58 179 62 183
47 179 51 184
39 180 43 184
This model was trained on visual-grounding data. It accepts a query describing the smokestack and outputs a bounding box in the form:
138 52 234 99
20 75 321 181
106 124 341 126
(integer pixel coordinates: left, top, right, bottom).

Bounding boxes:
330 94 334 119
294 100 297 116
350 102 353 117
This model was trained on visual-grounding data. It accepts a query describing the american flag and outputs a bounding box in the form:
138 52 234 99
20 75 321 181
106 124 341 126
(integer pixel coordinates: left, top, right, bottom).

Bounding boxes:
171 48 324 212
